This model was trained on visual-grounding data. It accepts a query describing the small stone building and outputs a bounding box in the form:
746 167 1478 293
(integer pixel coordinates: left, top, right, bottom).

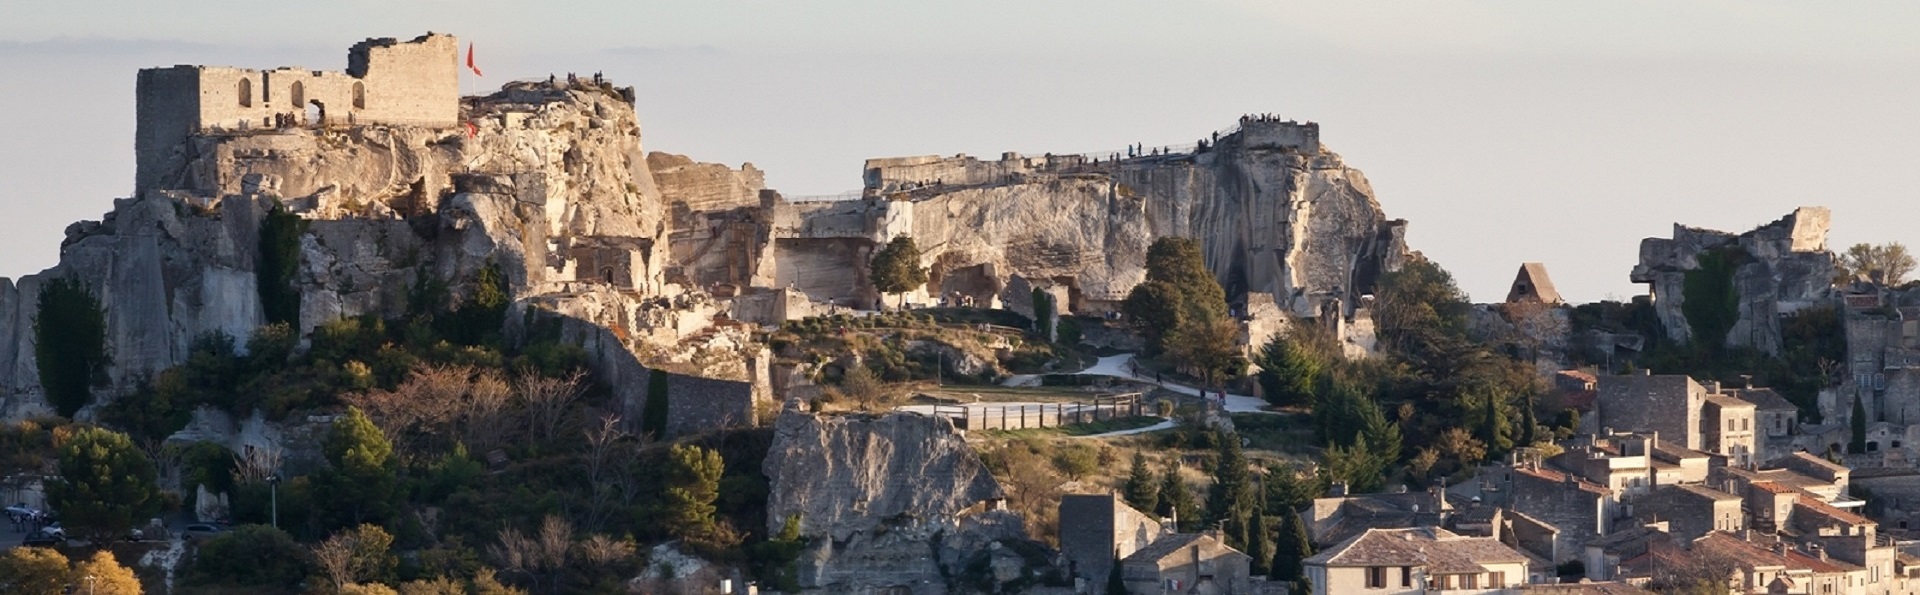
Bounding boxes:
1059 493 1163 587
1302 527 1532 595
1507 262 1565 305
1118 532 1252 595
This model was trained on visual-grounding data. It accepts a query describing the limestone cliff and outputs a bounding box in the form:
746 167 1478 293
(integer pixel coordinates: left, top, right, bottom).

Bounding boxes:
763 409 1027 594
762 118 1408 320
1630 207 1834 355
0 79 766 427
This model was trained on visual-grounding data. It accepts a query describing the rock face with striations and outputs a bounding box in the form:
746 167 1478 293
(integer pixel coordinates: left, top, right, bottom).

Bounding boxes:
763 409 1026 594
1630 207 1834 355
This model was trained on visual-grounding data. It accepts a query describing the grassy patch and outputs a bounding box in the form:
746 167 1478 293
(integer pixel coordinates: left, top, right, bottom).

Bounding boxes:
983 415 1166 439
1231 412 1317 455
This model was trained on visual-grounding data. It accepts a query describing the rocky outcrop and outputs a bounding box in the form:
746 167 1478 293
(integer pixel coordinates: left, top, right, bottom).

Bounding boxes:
763 409 1027 594
0 79 756 423
1630 207 1834 355
762 118 1408 319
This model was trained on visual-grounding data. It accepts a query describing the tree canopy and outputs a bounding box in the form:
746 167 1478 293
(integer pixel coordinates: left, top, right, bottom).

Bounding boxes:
1840 242 1915 286
34 276 110 418
44 426 160 544
869 235 929 304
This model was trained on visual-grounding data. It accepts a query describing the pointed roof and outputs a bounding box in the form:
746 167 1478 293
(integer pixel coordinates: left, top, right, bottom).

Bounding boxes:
1506 262 1564 304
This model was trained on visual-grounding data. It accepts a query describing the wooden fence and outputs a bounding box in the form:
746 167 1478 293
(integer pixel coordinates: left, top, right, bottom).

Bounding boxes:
930 392 1143 431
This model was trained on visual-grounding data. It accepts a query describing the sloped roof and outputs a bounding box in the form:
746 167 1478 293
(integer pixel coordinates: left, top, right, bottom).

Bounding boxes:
1302 527 1530 572
1520 583 1655 594
1507 262 1565 304
1122 532 1249 565
1731 388 1798 412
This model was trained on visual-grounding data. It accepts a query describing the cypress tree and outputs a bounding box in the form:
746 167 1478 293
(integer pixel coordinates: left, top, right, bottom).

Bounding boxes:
642 368 670 439
1851 393 1869 454
1247 506 1271 576
1123 451 1159 513
1206 433 1251 527
1106 548 1128 595
34 277 109 418
1270 510 1314 588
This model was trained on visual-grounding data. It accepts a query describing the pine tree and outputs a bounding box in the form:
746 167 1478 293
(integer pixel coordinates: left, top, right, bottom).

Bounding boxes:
1123 452 1159 513
1851 393 1869 454
663 444 725 540
1157 463 1198 532
44 427 160 544
1270 510 1314 589
1206 433 1252 527
1256 334 1322 408
317 407 398 529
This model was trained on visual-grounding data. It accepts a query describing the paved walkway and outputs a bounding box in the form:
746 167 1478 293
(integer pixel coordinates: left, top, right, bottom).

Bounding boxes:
1073 418 1177 438
1078 354 1273 414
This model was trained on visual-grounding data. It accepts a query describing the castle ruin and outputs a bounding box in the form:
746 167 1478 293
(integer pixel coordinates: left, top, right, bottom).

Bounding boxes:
135 33 460 192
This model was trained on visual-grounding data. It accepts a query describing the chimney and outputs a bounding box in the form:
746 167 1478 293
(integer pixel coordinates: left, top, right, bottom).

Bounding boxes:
1329 482 1349 497
1704 380 1720 394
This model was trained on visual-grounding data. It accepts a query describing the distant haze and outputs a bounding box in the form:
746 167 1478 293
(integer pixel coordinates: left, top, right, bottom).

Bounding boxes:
3 1 1916 302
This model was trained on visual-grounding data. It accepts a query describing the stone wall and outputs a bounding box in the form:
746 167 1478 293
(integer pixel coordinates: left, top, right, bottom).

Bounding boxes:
661 371 759 439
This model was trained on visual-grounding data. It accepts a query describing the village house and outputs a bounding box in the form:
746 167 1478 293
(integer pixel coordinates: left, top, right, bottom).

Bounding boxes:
1302 526 1535 594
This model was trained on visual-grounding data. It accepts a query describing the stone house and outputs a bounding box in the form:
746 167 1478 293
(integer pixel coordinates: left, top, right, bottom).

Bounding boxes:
1734 387 1802 462
1457 463 1617 566
1701 392 1758 467
1118 532 1252 595
1595 372 1706 451
1553 432 1710 496
1302 527 1532 595
1059 493 1163 587
1624 484 1743 542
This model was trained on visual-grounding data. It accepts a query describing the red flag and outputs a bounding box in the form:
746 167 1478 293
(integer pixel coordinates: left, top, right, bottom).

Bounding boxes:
466 121 477 138
466 43 482 76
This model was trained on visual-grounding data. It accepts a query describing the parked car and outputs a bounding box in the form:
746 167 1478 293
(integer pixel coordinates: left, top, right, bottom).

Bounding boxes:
4 503 36 518
39 522 63 538
182 523 224 541
21 530 59 547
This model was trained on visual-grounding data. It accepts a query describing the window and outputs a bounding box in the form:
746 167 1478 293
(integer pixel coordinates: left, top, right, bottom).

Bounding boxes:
1401 566 1412 587
1367 567 1386 588
1462 574 1478 589
1743 418 1749 431
237 78 253 107
352 81 366 109
1490 571 1505 586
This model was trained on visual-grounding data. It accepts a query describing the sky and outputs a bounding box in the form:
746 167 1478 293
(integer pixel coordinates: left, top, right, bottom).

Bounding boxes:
2 1 1918 302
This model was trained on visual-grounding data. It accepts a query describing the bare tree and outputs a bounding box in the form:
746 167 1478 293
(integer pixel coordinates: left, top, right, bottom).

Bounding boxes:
519 372 586 444
488 516 575 595
232 443 284 484
313 534 357 592
581 414 631 532
464 369 515 452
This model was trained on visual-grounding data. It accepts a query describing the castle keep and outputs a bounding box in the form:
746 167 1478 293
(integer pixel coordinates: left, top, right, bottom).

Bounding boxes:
135 33 460 192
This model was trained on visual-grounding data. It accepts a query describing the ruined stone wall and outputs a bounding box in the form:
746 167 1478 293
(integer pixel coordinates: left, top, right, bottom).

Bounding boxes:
661 372 758 439
1596 374 1705 450
1236 119 1321 153
345 34 460 128
136 34 459 194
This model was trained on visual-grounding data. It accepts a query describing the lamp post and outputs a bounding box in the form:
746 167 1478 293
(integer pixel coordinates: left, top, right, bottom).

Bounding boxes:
266 473 281 529
85 574 96 595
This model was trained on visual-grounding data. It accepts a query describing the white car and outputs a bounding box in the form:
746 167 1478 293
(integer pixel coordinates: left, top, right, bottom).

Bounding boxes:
4 503 36 518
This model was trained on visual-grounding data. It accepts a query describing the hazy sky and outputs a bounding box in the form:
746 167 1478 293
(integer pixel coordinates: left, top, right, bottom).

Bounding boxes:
3 1 1917 302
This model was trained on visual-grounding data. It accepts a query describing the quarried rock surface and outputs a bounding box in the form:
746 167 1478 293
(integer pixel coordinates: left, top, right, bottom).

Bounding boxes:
764 409 1027 594
1630 207 1834 355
